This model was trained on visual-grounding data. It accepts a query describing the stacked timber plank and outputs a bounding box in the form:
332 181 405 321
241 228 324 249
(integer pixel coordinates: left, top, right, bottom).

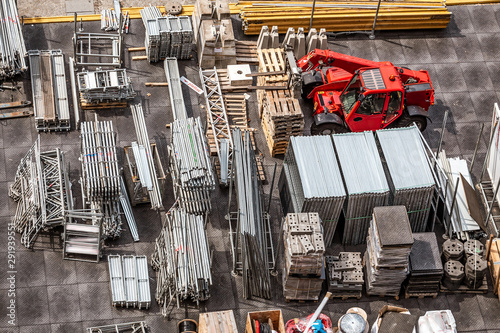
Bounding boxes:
236 40 259 64
326 253 364 300
405 232 443 298
486 237 500 300
282 213 325 302
279 136 346 246
258 48 303 156
238 1 451 35
199 311 238 333
365 206 414 298
194 0 236 68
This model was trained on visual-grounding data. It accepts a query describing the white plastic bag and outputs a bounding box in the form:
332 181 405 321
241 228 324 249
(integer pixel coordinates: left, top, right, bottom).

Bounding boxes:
418 310 457 333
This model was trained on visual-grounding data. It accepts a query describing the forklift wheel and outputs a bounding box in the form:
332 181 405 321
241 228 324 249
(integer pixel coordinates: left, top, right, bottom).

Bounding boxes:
398 115 427 132
311 123 348 135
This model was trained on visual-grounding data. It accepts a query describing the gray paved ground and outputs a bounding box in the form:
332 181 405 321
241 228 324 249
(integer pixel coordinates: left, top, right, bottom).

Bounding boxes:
1 4 500 333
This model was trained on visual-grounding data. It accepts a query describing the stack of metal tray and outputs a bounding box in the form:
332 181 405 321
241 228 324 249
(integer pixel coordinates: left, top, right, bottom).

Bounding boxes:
406 232 443 295
365 206 414 297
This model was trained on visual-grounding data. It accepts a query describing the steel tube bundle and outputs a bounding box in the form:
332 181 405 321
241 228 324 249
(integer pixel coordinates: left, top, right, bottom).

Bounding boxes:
164 58 188 121
152 208 212 314
0 0 27 79
80 118 122 239
376 125 435 232
9 137 73 248
279 135 346 246
232 128 272 299
130 103 163 209
170 117 215 215
332 132 390 245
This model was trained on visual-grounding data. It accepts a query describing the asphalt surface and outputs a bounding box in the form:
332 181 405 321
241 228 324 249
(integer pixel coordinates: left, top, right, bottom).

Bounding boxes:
1 5 500 333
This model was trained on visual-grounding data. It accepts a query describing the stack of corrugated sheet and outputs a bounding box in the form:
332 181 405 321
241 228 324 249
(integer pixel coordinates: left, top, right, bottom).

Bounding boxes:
365 206 414 297
194 0 235 68
326 253 363 299
28 50 70 132
108 254 151 309
140 6 194 62
170 117 216 215
282 213 325 302
151 208 212 314
279 136 346 246
405 232 443 297
258 48 303 156
376 126 435 232
332 132 390 245
238 1 451 35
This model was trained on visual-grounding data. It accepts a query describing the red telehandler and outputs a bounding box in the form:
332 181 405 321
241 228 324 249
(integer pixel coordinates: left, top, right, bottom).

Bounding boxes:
296 49 434 135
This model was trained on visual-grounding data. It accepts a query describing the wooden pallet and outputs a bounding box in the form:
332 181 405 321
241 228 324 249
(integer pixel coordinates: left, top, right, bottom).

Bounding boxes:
404 290 438 299
262 118 289 157
366 292 400 301
217 69 251 92
330 293 362 300
235 40 258 64
81 101 128 110
440 277 488 294
486 237 500 301
285 298 319 303
257 48 288 84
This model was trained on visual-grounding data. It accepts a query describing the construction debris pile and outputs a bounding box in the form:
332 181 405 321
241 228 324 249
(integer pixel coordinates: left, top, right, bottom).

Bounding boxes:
377 126 436 232
279 136 346 246
238 1 451 35
28 50 70 132
9 138 73 248
193 0 235 68
332 132 390 245
77 69 136 105
108 254 151 309
326 253 364 299
282 213 325 302
140 5 193 62
130 103 164 209
365 206 414 297
152 208 212 313
405 232 443 297
80 118 123 239
0 0 27 79
258 48 303 156
232 129 272 299
169 117 216 215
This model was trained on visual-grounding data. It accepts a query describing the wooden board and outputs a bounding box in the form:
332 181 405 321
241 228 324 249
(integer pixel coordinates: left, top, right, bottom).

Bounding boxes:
199 310 238 333
487 238 500 301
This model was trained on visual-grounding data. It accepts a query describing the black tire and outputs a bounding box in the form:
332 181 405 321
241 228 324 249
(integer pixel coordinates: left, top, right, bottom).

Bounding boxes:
397 114 427 132
311 123 348 135
302 83 319 100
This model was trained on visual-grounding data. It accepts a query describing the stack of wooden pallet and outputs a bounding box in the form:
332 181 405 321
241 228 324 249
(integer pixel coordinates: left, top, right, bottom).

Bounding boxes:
239 1 451 35
258 48 303 156
282 212 325 302
487 237 500 301
326 253 364 300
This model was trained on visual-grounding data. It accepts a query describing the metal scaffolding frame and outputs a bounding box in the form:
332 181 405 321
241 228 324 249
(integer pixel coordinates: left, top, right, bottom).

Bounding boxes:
0 0 27 79
63 210 103 263
28 50 71 132
200 67 233 185
86 321 148 333
164 58 188 121
77 68 136 103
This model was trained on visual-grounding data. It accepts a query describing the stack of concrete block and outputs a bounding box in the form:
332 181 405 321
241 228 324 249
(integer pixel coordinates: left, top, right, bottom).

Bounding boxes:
326 253 364 299
282 27 328 60
193 0 236 68
256 26 280 50
282 213 325 301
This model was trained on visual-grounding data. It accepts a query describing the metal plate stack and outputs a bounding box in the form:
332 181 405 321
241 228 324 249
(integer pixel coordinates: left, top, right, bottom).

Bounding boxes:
282 213 325 301
28 50 70 132
442 239 464 261
405 233 443 296
464 240 484 258
378 312 418 333
376 126 435 232
169 117 216 215
442 260 465 290
464 254 488 289
332 132 390 245
279 135 346 246
108 254 151 309
326 253 363 299
140 6 194 61
151 208 212 314
365 206 414 297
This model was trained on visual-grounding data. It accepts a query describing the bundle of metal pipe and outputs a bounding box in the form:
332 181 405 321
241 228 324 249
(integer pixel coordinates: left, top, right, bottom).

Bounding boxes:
278 135 346 246
164 58 188 121
130 103 163 209
170 117 215 215
80 118 123 239
101 9 120 31
140 6 193 62
232 128 272 299
376 126 435 232
77 69 136 103
9 137 73 248
332 132 390 246
152 208 212 313
0 0 27 79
